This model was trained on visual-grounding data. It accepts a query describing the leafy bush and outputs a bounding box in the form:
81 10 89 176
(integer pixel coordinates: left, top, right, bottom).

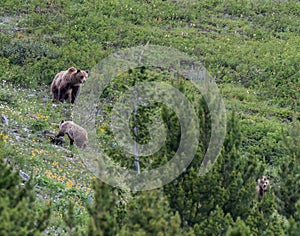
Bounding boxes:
30 119 48 132
2 39 56 66
0 0 300 234
0 136 50 235
1 39 58 87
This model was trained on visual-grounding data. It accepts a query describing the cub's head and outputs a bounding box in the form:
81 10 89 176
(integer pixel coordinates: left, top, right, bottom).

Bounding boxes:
256 175 270 196
59 120 66 129
59 120 71 129
72 69 89 85
262 178 270 191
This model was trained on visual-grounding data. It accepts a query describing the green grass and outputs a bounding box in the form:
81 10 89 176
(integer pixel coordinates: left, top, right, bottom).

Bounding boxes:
0 82 93 234
1 0 300 234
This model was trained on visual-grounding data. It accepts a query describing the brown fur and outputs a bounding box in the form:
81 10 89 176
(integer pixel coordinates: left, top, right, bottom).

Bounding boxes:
256 175 270 196
56 121 88 148
51 67 89 103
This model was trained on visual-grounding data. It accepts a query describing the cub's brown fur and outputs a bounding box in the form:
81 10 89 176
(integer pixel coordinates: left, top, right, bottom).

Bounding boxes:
56 121 88 148
51 67 88 104
256 175 270 196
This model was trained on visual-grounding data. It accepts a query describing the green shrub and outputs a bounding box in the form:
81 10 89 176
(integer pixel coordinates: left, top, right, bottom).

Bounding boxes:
2 39 56 66
30 119 48 132
0 136 50 235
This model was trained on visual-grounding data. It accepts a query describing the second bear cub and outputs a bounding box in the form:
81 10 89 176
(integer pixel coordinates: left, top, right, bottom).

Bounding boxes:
56 120 88 148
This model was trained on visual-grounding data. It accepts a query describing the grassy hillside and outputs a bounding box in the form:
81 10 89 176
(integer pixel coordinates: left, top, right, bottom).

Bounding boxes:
0 0 300 235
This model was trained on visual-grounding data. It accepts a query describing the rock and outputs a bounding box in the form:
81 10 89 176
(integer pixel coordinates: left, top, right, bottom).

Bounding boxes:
43 130 66 145
1 114 8 125
12 131 21 140
26 113 38 120
19 170 30 181
3 158 12 165
22 127 30 132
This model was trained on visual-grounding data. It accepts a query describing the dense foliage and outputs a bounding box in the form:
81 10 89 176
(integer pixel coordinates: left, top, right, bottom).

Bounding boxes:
0 137 50 235
0 0 300 235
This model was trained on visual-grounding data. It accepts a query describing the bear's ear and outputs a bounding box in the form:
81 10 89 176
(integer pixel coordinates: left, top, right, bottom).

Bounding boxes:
76 69 81 73
60 120 65 124
85 70 89 74
69 67 76 72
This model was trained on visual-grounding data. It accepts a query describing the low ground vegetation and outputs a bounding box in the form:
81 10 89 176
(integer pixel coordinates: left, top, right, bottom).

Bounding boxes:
0 0 300 235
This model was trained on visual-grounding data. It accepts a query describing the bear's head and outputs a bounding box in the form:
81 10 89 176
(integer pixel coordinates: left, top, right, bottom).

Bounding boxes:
72 69 89 85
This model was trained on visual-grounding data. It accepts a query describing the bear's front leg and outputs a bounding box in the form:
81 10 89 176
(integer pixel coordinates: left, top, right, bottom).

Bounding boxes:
71 86 80 104
56 131 65 138
65 133 74 145
66 91 73 103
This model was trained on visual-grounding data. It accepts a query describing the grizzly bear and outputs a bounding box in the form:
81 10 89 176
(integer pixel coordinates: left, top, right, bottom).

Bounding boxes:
51 67 89 104
56 120 88 148
256 175 270 196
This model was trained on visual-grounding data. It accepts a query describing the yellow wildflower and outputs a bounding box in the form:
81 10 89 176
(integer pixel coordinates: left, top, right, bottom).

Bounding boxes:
37 113 48 120
0 133 8 143
52 161 59 167
99 127 105 133
66 179 74 189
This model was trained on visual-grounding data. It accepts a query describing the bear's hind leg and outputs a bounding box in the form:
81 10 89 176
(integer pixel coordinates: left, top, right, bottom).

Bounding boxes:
53 88 59 100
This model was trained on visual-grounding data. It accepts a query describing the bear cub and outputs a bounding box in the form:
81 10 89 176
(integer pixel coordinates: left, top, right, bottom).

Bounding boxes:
56 120 88 148
256 175 270 196
51 67 89 104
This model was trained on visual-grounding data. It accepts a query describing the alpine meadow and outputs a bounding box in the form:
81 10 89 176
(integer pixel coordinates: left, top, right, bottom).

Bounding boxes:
0 0 300 235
